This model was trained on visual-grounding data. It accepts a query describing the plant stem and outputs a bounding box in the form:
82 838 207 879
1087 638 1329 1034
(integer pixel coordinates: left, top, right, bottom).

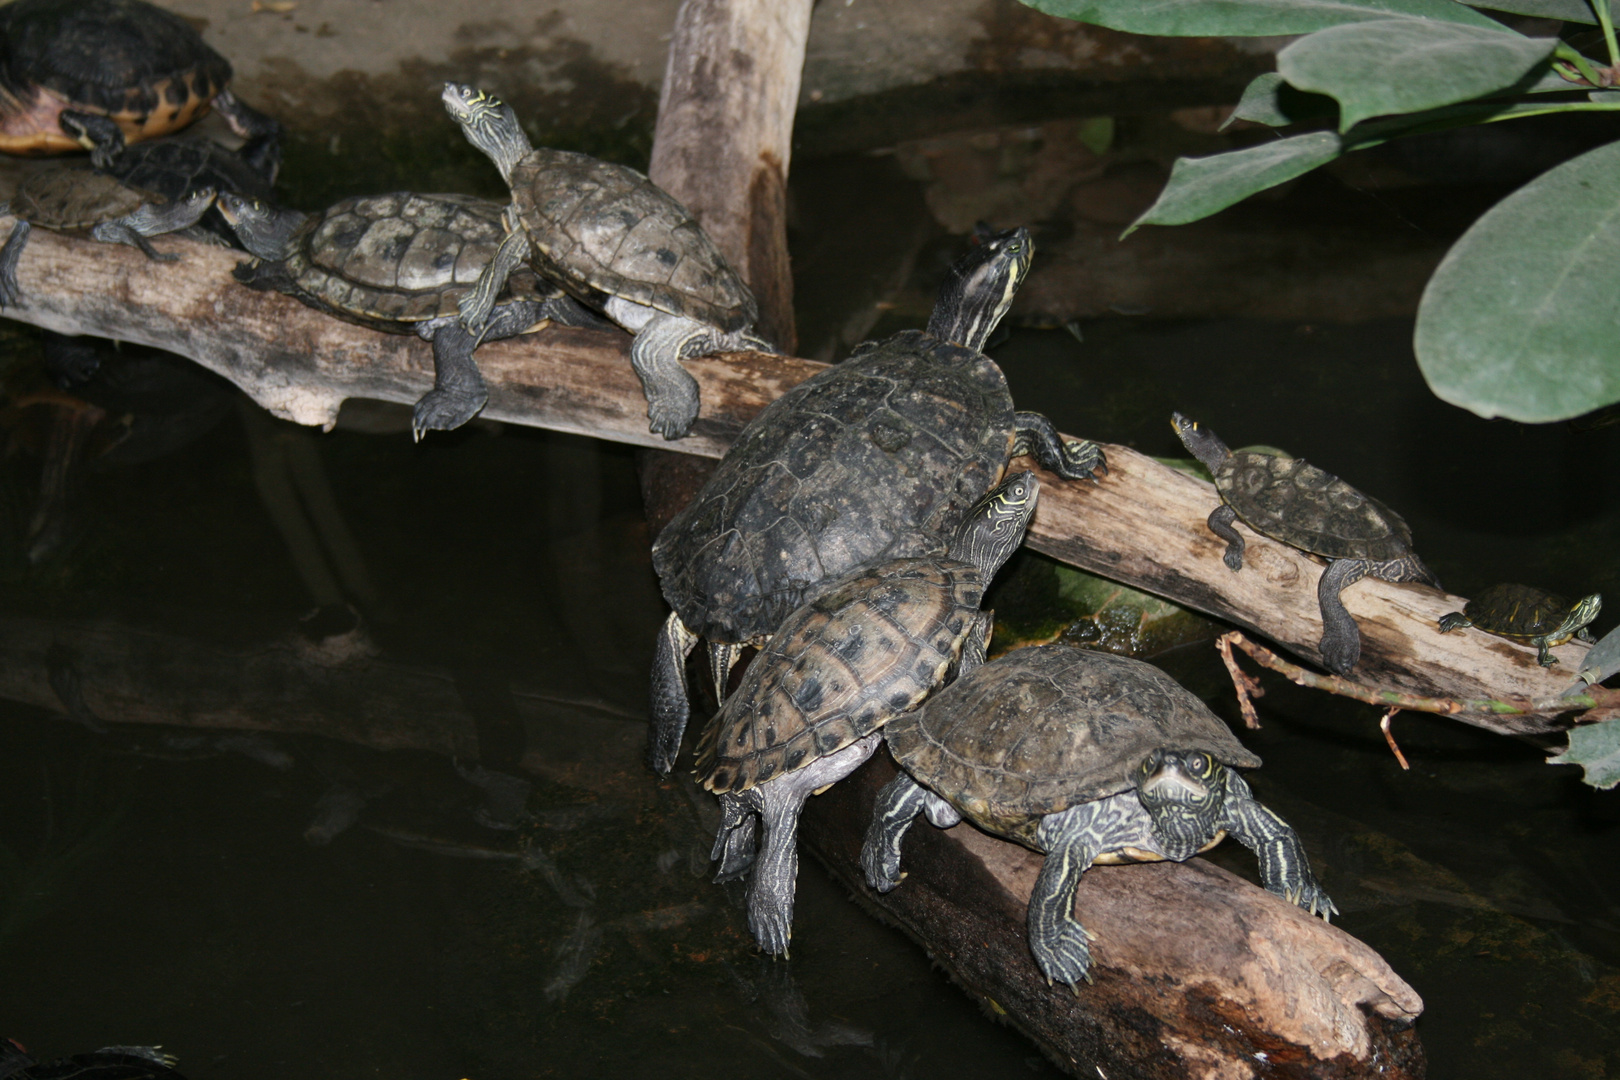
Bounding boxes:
1556 40 1604 86
1595 0 1620 71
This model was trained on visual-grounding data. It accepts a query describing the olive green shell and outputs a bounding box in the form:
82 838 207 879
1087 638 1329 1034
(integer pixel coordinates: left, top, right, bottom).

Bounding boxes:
697 556 985 795
885 644 1262 845
280 192 552 325
11 167 155 228
1459 583 1580 640
1215 451 1414 561
509 147 756 333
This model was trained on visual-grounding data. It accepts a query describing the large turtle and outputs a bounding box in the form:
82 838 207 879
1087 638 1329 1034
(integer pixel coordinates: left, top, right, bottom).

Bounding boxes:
1439 583 1601 667
0 0 279 177
696 471 1040 956
0 1039 186 1079
219 190 610 439
646 228 1105 775
863 643 1336 986
1172 413 1439 674
0 165 213 306
441 82 771 440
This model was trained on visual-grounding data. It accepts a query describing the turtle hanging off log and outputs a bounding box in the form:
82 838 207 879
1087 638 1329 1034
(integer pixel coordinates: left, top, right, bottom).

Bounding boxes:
0 165 213 307
647 228 1106 775
0 0 280 178
696 471 1040 957
0 1038 188 1079
1439 584 1601 668
863 642 1336 986
441 82 772 440
219 191 611 439
1171 413 1440 675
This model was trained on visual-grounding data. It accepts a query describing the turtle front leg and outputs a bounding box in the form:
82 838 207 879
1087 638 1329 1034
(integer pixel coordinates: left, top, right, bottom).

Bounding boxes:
459 226 530 332
0 218 31 308
1208 503 1245 572
649 612 699 775
1220 771 1337 920
1030 802 1108 986
90 189 216 257
1012 411 1108 482
628 313 709 440
860 770 961 892
709 640 743 705
57 110 126 169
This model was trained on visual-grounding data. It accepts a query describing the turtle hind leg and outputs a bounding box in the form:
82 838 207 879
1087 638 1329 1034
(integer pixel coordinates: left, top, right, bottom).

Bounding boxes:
210 89 284 184
648 612 699 775
1208 504 1245 572
1011 410 1107 482
711 790 759 882
1316 558 1369 674
1221 770 1337 920
860 770 960 893
628 313 707 440
411 302 531 440
0 219 32 307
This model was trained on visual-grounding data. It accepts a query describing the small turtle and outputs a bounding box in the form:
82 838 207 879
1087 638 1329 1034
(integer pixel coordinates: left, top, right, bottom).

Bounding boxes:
1172 413 1439 674
103 135 275 246
442 82 772 440
647 229 1106 775
219 190 611 439
863 643 1336 986
0 165 213 306
0 0 279 176
1438 584 1601 668
695 470 1040 956
0 1039 186 1079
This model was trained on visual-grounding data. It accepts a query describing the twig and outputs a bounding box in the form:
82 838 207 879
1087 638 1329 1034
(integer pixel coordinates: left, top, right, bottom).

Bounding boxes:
1215 633 1265 730
1380 709 1410 771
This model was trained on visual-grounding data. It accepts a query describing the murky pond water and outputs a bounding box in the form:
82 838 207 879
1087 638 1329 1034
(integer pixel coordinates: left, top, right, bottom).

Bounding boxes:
2 111 1619 1079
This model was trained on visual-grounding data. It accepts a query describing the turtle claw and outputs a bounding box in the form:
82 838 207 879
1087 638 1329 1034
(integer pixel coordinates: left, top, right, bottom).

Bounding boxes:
1033 920 1093 988
411 387 488 441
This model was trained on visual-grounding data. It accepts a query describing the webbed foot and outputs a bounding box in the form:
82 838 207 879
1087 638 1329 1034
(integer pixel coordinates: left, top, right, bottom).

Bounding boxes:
1279 878 1340 922
411 386 488 441
646 373 701 440
1032 918 1094 987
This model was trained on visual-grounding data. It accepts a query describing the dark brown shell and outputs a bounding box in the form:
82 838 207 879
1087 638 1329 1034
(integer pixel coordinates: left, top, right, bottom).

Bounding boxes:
1462 583 1576 639
1215 451 1413 561
509 147 755 332
652 329 1015 645
885 644 1262 844
696 557 985 795
11 166 153 228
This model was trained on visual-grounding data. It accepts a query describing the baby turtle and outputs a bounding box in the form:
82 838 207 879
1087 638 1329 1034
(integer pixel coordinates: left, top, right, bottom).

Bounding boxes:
442 82 771 440
647 229 1105 775
1439 583 1601 667
0 1039 186 1079
0 0 280 176
863 642 1336 986
1172 413 1439 674
696 471 1040 956
103 135 276 246
0 165 213 307
220 190 610 439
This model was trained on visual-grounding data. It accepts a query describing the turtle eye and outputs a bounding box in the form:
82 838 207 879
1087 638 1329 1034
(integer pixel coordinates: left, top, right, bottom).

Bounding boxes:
1188 752 1208 774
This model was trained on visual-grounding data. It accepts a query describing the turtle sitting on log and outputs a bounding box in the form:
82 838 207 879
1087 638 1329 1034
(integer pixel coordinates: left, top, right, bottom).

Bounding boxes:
1439 584 1601 668
1172 413 1440 674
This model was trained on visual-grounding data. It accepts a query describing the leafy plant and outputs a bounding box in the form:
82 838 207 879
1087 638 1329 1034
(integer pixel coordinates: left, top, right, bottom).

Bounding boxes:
1024 0 1620 423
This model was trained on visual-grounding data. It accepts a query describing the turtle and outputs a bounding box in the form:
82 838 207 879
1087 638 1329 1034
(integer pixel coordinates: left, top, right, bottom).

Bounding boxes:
0 164 214 307
646 227 1106 775
102 135 276 246
219 190 612 439
0 1039 186 1079
862 642 1337 986
0 0 280 177
441 82 772 440
1438 583 1601 668
1171 412 1439 675
695 470 1040 956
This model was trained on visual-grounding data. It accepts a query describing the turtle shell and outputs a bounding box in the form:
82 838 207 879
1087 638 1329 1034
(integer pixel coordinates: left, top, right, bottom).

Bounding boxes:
0 0 231 156
885 644 1262 846
1461 583 1578 639
696 556 986 795
652 329 1016 645
10 166 155 228
1214 451 1414 562
106 136 272 205
508 147 756 332
280 192 555 326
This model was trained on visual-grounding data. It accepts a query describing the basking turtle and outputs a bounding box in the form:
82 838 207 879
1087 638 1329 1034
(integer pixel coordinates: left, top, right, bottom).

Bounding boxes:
441 82 771 440
1439 584 1601 667
696 471 1039 956
647 228 1105 775
0 0 280 177
220 190 611 439
0 1039 186 1079
863 643 1336 986
1172 413 1439 674
0 165 213 306
103 135 275 246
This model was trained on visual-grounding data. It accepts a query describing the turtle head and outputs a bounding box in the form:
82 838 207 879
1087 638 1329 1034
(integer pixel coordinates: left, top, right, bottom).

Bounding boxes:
442 83 533 182
216 192 305 261
1558 592 1603 641
1170 412 1232 474
948 470 1039 579
1135 748 1228 861
926 226 1033 353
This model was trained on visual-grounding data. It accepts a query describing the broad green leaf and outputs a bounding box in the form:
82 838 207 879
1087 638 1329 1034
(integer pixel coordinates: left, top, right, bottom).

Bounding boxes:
1415 139 1620 422
1127 131 1343 232
1224 72 1339 128
1549 719 1620 789
1468 0 1620 24
1566 623 1620 694
1020 0 1502 34
1279 20 1558 131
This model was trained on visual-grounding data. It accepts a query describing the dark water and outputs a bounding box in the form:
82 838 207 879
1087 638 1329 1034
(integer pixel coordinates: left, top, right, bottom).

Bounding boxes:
3 129 1620 1079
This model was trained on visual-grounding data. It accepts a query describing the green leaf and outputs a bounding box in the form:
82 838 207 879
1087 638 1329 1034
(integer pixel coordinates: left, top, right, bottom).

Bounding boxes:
1127 131 1343 232
1278 20 1558 131
1224 72 1339 128
1020 0 1502 34
1469 0 1620 25
1415 139 1620 422
1549 719 1620 789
